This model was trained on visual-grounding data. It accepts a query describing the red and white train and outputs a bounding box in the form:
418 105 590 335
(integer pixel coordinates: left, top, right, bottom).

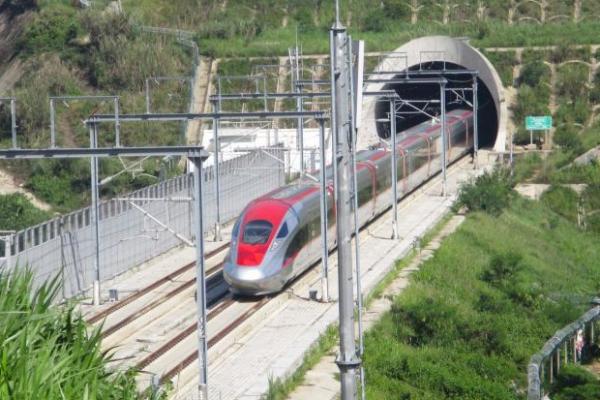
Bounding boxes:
224 109 474 295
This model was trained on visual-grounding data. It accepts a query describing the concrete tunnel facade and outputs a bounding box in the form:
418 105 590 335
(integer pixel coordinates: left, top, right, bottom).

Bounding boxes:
359 36 507 153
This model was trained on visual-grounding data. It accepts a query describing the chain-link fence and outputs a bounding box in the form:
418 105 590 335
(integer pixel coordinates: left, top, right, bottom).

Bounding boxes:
0 148 284 299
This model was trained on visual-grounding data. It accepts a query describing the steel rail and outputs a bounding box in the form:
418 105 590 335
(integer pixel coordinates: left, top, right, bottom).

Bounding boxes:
159 297 270 385
136 296 236 370
86 243 230 324
100 264 226 338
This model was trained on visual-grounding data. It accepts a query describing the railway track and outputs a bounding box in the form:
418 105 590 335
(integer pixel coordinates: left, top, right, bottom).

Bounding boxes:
92 153 474 394
86 243 230 334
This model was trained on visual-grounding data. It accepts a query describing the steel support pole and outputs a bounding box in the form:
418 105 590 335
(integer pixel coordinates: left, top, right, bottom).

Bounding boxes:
440 82 447 197
296 50 305 175
50 99 56 148
145 79 151 114
510 130 514 171
10 99 17 149
346 36 366 400
211 100 222 241
473 78 479 169
318 119 330 302
114 97 121 147
331 14 360 400
190 156 208 400
390 98 399 240
329 31 339 225
89 124 101 305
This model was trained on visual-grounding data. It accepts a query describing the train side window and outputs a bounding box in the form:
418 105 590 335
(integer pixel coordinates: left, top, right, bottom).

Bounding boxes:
232 219 241 239
276 222 289 238
285 225 309 259
242 220 273 244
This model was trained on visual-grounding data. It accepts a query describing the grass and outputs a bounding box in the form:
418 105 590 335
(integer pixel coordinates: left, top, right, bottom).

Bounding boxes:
363 195 600 399
0 193 51 231
366 212 454 307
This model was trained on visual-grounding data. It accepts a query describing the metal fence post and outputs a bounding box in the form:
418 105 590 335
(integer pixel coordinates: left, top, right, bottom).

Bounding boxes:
549 355 554 384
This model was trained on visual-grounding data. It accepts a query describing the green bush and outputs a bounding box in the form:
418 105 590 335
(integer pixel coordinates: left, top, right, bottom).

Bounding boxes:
540 185 579 222
0 268 154 399
0 193 50 231
552 365 600 400
20 3 81 55
519 61 549 87
554 125 583 153
456 168 513 216
557 64 590 104
511 85 551 129
480 252 523 288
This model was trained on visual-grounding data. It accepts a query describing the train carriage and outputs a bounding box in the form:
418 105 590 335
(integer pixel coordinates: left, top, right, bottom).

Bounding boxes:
224 109 473 295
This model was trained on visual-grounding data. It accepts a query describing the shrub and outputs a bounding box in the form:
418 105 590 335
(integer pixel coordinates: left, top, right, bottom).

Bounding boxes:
456 168 513 216
557 65 590 104
20 3 81 55
554 125 583 153
480 252 523 288
0 268 147 399
519 61 548 87
552 365 600 400
0 193 50 231
540 185 579 222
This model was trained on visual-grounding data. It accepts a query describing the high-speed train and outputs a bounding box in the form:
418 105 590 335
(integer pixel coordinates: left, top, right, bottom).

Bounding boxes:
223 109 474 295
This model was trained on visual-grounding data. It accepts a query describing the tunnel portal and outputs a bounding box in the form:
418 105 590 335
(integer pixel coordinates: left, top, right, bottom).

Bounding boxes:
359 36 507 152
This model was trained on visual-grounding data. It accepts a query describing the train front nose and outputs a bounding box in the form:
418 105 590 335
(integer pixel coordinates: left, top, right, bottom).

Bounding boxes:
223 261 284 295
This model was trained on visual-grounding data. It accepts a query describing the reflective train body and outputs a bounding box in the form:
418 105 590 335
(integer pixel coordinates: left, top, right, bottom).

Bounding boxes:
223 109 474 295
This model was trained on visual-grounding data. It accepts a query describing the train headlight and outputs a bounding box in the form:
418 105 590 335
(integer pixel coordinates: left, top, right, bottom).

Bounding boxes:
270 239 282 251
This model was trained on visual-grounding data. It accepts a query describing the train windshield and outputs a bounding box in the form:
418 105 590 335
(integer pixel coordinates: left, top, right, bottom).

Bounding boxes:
242 220 273 244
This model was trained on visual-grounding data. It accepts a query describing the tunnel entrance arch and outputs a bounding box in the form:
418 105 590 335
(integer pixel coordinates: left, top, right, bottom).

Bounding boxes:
359 36 507 152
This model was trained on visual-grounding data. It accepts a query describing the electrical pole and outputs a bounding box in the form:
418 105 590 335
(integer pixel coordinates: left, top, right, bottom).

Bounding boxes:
190 156 209 400
331 1 360 398
90 123 101 306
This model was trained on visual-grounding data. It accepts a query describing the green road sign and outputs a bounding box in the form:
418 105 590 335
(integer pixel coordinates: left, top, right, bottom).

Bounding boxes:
526 116 553 130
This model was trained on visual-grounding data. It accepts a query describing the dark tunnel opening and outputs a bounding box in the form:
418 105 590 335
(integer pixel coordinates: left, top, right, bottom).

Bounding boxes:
374 62 498 148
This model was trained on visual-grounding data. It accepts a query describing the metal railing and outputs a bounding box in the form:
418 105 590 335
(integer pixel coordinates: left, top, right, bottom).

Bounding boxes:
0 149 284 299
528 303 600 399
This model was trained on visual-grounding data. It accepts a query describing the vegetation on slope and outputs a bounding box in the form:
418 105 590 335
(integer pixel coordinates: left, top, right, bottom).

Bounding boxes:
363 183 600 398
0 3 191 211
0 193 50 230
552 365 600 400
